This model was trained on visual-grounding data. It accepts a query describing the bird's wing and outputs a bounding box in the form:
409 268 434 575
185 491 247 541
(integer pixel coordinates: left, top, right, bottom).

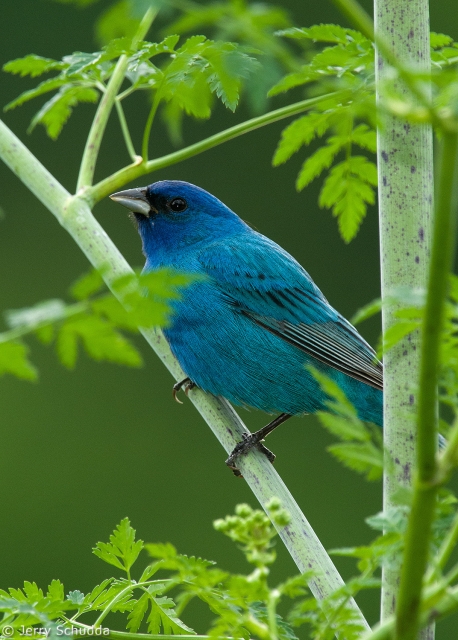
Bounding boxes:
197 233 383 391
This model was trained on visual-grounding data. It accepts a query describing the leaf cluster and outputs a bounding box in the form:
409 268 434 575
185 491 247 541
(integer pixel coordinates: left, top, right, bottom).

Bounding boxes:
270 26 458 242
0 508 389 640
0 268 194 381
2 496 458 640
162 0 299 114
270 24 377 242
3 32 259 145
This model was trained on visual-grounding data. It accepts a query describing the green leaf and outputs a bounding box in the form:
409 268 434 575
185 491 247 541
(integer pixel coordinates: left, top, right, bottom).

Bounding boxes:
145 542 178 562
161 37 258 119
35 323 55 347
82 579 114 608
0 341 38 381
138 562 164 583
319 157 377 242
127 593 149 633
4 78 68 111
381 319 420 355
351 123 377 152
430 32 454 49
296 141 342 190
273 112 332 165
112 268 197 329
63 51 103 76
351 298 382 325
310 368 383 480
277 24 368 46
56 315 143 368
327 442 383 480
278 573 310 598
93 518 144 574
67 590 85 605
268 66 322 96
165 0 294 117
3 55 64 78
147 593 194 635
316 412 368 443
29 85 99 139
309 367 358 419
70 270 105 300
47 580 65 602
91 297 139 331
134 35 180 63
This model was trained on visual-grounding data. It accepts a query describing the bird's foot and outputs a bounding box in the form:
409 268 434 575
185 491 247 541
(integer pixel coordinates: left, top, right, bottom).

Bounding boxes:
173 377 196 404
225 432 276 478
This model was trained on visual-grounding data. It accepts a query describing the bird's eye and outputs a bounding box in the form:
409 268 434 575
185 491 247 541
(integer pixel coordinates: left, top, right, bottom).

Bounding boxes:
169 197 187 212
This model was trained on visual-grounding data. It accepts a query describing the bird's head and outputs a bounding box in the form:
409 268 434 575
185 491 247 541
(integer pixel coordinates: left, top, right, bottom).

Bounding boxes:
110 180 247 264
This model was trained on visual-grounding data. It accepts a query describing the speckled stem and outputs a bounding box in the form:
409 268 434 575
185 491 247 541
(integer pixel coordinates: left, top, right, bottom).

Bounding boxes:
374 0 434 630
0 118 370 632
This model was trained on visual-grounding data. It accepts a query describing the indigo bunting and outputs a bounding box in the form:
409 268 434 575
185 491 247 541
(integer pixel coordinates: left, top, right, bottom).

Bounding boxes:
111 181 383 474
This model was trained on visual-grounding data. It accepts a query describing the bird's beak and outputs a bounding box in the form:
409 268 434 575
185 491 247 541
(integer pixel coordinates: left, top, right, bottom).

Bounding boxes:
109 187 152 216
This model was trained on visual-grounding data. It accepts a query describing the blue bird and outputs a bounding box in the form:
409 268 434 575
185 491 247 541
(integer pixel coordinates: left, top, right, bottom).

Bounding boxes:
110 181 383 474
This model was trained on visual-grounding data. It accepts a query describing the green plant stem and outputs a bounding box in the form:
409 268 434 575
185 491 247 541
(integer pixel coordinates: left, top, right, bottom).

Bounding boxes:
0 300 88 343
76 8 156 191
142 92 162 161
67 621 228 640
84 91 345 205
363 580 458 640
93 581 160 627
115 99 139 163
266 590 280 640
0 117 370 633
395 131 458 640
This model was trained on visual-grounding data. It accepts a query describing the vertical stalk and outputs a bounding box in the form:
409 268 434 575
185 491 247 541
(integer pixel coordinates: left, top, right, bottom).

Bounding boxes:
374 0 434 630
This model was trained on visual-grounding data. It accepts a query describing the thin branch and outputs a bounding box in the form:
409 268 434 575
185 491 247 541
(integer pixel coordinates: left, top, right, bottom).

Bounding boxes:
76 8 156 191
142 92 162 161
0 117 370 632
0 300 88 343
115 99 140 163
85 90 346 205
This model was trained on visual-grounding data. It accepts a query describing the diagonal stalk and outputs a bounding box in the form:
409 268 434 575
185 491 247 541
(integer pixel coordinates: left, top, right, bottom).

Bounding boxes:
0 118 370 633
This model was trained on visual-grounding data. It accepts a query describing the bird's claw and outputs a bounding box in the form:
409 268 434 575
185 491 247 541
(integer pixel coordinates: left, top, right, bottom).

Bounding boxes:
225 432 276 478
173 377 196 404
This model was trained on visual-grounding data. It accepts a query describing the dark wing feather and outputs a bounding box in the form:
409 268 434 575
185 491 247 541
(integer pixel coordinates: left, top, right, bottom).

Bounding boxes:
198 233 383 391
245 309 383 390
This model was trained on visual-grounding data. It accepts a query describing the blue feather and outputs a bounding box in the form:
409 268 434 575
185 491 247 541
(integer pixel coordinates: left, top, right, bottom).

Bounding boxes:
119 180 384 427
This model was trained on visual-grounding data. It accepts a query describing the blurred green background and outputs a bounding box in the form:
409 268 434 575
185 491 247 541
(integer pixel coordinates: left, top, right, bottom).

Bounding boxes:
1 0 457 635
